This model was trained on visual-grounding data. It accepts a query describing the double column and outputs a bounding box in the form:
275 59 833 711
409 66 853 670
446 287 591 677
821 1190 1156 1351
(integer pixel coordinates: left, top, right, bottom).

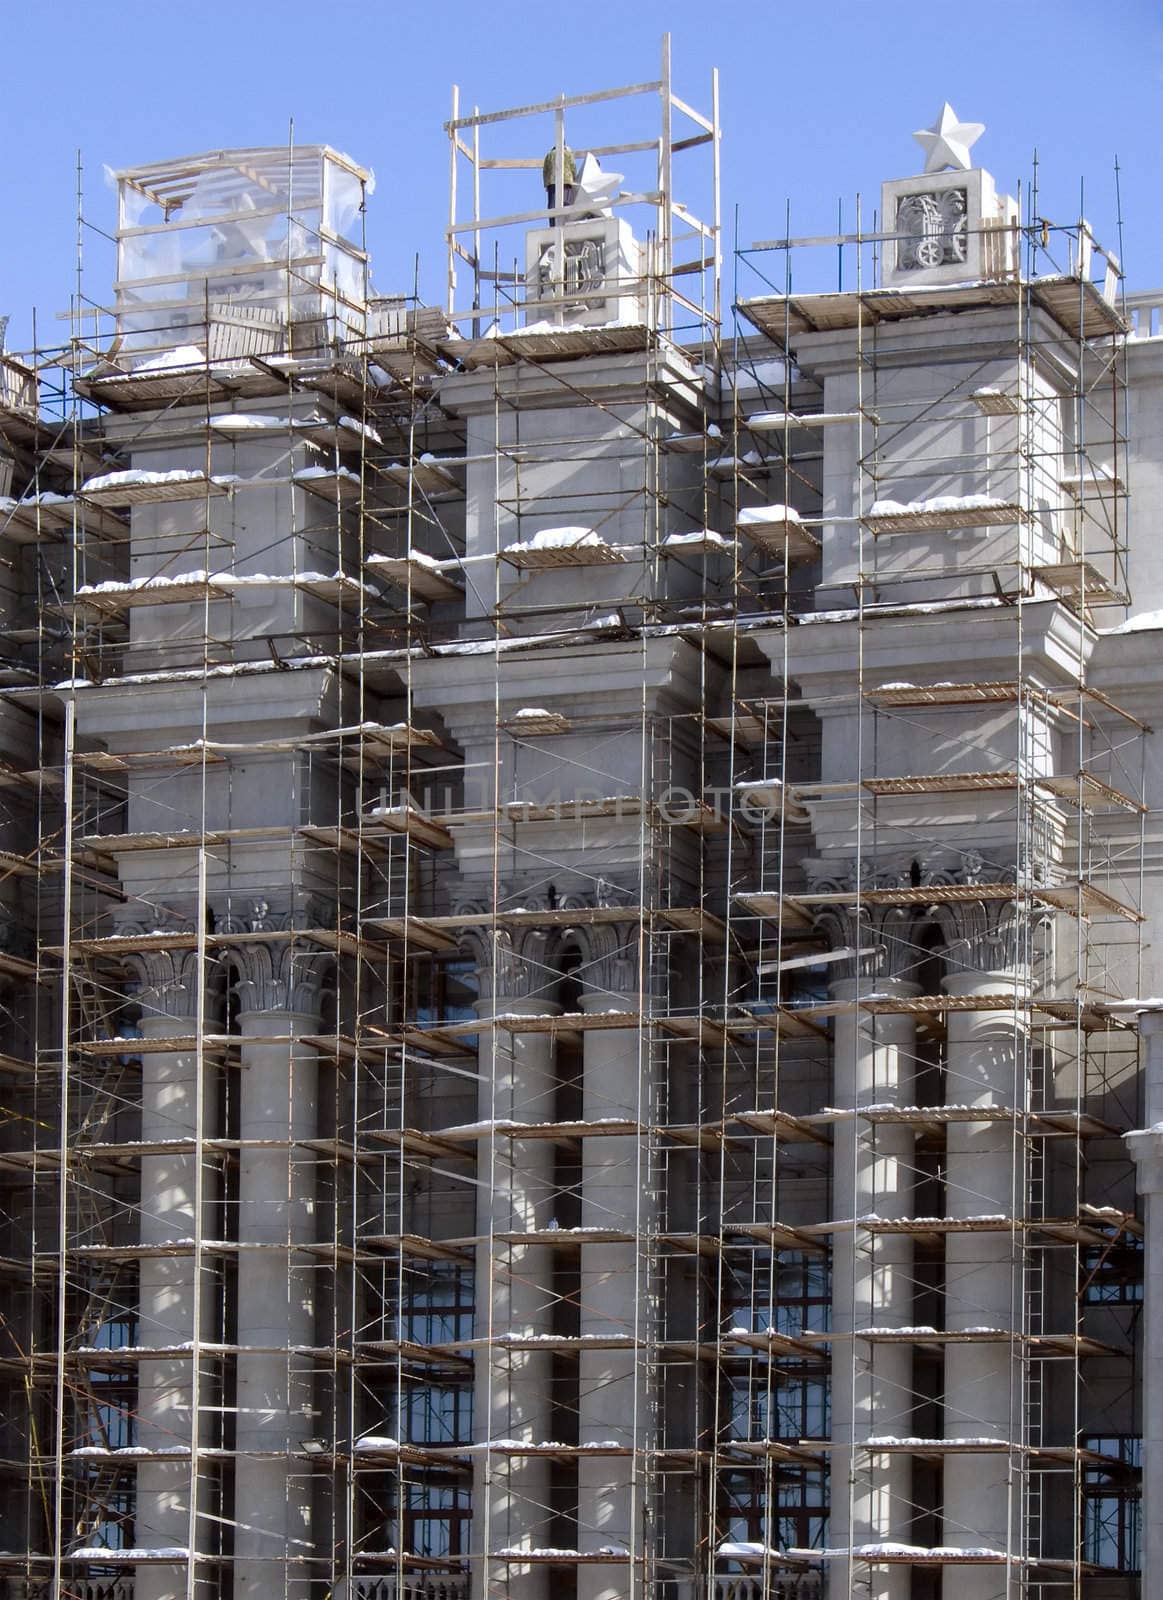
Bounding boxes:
575 924 651 1600
466 912 651 1599
1124 1009 1163 1596
827 956 918 1600
229 936 325 1600
131 950 222 1600
469 929 557 1600
940 913 1028 1595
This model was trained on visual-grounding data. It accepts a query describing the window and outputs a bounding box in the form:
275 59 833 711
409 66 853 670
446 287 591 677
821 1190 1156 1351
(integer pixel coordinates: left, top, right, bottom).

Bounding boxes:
364 1269 474 1447
368 1264 474 1346
407 1484 471 1559
718 1469 766 1567
82 1307 138 1453
76 1487 135 1557
400 1382 472 1447
726 1370 829 1444
723 1253 830 1338
783 965 833 1010
1083 1435 1141 1570
1082 1239 1143 1305
400 1264 474 1344
363 1375 472 1451
87 1380 136 1452
372 1481 472 1559
774 1466 828 1552
413 959 478 1028
718 1467 827 1565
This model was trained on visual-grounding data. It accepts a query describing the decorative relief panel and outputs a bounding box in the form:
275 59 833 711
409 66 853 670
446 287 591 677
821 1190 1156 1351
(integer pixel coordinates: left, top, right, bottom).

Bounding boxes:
536 235 608 310
896 188 968 271
525 217 640 327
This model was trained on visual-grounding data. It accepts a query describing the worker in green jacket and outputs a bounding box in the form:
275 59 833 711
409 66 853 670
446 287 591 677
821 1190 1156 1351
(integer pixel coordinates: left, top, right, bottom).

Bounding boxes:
543 145 577 227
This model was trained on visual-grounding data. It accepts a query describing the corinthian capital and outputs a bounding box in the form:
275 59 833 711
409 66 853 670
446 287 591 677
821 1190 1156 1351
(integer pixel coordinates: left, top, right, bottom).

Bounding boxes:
931 897 1036 981
228 940 329 1017
456 900 553 1002
811 901 921 985
804 857 919 985
118 914 211 1020
571 919 640 1003
216 898 335 1016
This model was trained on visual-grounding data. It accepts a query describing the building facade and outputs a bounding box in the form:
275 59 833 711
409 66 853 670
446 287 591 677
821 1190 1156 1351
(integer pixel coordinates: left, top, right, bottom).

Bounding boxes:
0 56 1158 1600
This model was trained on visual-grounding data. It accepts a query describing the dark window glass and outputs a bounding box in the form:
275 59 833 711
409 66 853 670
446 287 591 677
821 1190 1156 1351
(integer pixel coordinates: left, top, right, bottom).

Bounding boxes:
1082 1239 1143 1304
1082 1435 1141 1570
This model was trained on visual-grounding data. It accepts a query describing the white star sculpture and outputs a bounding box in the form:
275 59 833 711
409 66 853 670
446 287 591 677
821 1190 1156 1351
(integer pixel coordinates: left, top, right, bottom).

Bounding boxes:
913 103 985 173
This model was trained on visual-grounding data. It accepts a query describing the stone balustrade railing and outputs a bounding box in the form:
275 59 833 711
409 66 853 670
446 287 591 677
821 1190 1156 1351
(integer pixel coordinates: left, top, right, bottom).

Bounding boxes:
3 1577 472 1600
351 1578 469 1600
5 1567 822 1600
5 1581 134 1600
1125 290 1163 338
666 1575 823 1600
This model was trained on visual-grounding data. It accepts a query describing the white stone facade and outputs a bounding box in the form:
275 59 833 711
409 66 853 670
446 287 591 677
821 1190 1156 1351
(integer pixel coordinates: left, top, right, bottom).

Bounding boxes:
0 115 1154 1600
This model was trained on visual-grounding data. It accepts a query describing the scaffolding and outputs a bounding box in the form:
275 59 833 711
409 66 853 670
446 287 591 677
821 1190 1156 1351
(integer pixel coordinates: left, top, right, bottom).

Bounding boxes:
724 186 1144 1600
0 42 1149 1600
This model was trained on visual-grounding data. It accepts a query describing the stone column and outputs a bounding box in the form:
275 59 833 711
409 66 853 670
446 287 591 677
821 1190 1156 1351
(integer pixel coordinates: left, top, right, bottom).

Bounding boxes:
467 925 557 1600
826 953 918 1600
1124 1008 1163 1598
229 930 325 1600
576 923 650 1600
128 944 221 1600
939 901 1027 1597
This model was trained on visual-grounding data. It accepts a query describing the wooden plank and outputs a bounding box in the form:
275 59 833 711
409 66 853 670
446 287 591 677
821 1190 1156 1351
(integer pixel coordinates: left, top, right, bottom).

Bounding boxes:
502 540 630 570
365 554 463 603
446 323 653 370
294 469 363 504
74 577 234 615
380 459 462 497
80 474 231 508
865 681 1021 708
736 508 821 563
733 890 817 931
746 410 866 431
363 916 460 954
1035 771 1145 814
739 278 1125 345
866 501 1023 536
862 771 1018 797
1033 560 1126 606
971 388 1021 415
501 709 572 736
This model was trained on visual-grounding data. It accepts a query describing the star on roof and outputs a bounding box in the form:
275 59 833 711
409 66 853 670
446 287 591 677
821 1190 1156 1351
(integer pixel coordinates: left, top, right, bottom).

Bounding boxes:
913 103 985 173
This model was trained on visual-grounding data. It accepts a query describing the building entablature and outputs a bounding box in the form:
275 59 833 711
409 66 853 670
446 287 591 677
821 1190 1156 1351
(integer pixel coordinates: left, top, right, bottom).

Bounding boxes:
407 633 716 747
769 599 1094 708
437 345 703 420
62 665 347 747
777 304 1086 387
92 391 341 451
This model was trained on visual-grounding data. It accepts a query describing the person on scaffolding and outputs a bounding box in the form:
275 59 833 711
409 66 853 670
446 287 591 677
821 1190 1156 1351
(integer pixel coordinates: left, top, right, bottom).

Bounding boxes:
543 144 578 227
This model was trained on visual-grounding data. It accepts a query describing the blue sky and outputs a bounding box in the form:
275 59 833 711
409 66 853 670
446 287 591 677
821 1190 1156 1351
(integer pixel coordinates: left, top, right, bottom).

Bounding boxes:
3 0 1161 352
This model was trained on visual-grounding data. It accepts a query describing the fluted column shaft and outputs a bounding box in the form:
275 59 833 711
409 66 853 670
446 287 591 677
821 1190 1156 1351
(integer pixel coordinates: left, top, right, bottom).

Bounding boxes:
134 1007 221 1600
472 993 558 1600
828 978 918 1600
941 969 1028 1598
232 1005 321 1600
577 989 652 1600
